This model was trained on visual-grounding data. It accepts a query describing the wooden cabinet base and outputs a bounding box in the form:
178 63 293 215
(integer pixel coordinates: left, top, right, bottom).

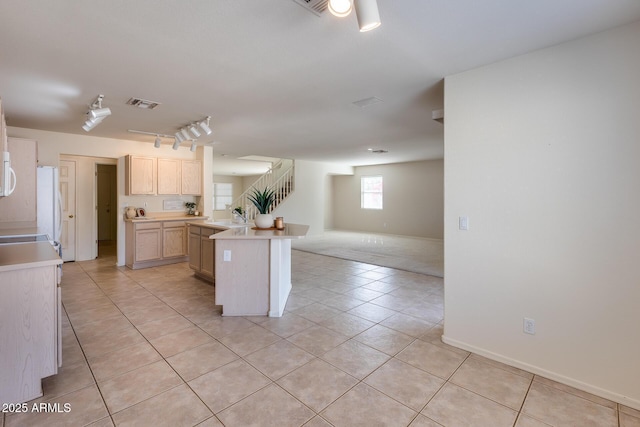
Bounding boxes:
127 255 189 270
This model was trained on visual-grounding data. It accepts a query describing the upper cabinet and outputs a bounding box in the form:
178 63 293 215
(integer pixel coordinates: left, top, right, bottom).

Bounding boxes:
181 160 202 195
125 155 156 195
157 158 181 195
125 155 201 196
0 138 37 226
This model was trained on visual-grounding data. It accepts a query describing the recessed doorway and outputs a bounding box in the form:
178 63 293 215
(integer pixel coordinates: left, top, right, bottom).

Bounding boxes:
97 164 117 258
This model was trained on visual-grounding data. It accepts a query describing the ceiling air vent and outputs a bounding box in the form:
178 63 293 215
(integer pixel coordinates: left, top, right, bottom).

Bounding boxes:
126 97 161 110
292 0 329 16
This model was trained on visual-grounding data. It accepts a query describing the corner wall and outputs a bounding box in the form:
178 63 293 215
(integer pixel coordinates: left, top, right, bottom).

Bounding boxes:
443 21 640 408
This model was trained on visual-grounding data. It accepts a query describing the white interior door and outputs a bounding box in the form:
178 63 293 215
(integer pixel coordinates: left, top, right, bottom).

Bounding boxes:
59 160 76 262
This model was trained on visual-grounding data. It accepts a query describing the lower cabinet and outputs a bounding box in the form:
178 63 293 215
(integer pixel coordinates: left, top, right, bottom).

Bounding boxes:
0 261 60 403
126 220 188 269
188 224 217 281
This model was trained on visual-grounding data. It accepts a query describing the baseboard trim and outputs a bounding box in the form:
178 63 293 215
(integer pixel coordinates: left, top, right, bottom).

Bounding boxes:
441 335 640 411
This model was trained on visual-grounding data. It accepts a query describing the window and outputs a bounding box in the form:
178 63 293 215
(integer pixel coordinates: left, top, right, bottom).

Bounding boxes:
361 176 383 209
213 183 233 210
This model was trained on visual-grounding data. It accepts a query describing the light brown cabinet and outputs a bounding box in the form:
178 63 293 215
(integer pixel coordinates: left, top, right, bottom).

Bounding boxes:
0 243 62 404
181 160 202 195
125 155 156 195
163 221 187 258
157 158 181 195
126 220 188 269
188 224 218 281
0 138 38 227
125 155 201 196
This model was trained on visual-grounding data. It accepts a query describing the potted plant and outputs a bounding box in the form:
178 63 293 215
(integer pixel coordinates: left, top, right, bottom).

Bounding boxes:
185 202 196 215
248 187 275 229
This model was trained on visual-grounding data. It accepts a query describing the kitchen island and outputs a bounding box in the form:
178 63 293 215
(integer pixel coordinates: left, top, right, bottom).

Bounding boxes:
210 223 309 317
0 242 63 404
185 220 250 281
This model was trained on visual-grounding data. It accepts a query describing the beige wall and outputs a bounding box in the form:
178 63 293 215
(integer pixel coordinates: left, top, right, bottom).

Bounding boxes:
272 160 352 236
443 21 640 408
332 160 443 239
211 174 244 220
7 127 212 265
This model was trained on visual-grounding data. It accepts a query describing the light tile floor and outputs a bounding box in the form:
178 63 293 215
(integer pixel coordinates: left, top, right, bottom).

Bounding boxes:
3 251 638 427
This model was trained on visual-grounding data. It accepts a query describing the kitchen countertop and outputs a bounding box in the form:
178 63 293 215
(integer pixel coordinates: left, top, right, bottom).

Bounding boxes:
125 215 209 223
0 227 48 238
186 220 252 230
0 241 63 273
209 223 309 240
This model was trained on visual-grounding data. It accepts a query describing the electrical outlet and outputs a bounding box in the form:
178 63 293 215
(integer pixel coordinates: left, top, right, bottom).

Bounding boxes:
523 318 536 335
223 250 231 262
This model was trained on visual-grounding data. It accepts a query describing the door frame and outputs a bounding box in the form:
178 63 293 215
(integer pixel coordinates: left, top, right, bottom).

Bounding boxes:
59 155 118 261
96 163 118 256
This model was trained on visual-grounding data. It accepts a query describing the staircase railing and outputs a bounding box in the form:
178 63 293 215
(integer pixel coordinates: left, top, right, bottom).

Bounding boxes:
230 159 295 221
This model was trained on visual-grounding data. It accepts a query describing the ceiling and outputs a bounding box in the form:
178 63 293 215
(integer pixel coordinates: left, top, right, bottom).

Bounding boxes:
1 0 640 175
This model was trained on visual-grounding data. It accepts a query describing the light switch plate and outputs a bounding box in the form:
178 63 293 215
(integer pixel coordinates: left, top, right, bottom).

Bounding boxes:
223 250 231 262
459 216 469 230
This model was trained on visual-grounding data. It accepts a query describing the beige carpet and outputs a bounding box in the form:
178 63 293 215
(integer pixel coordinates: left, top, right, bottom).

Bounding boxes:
291 230 444 277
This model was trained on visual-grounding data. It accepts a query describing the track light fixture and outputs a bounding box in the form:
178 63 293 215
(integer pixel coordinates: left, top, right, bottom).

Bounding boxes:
328 0 381 32
328 0 352 17
198 116 212 136
82 94 111 132
354 0 381 31
127 115 212 150
188 124 201 138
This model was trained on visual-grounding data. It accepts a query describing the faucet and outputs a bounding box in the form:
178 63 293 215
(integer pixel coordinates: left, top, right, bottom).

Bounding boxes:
232 210 247 223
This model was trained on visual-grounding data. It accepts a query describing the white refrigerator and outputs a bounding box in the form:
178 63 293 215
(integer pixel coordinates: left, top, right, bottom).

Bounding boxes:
37 166 62 245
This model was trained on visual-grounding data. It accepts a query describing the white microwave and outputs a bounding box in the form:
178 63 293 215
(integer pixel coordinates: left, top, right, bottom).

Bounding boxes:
0 151 17 197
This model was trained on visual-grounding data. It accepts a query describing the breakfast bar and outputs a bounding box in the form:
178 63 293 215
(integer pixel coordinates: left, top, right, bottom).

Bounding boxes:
210 223 308 317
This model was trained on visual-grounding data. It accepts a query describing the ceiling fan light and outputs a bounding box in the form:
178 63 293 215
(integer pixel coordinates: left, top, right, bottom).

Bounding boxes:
328 0 352 17
188 124 201 138
354 0 381 32
198 120 212 136
172 138 181 150
154 136 162 148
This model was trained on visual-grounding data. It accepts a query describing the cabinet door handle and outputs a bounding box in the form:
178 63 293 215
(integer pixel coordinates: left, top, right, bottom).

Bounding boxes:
69 215 74 218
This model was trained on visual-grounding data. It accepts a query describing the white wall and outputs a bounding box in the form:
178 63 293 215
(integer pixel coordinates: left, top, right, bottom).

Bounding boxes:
272 160 352 236
7 127 211 265
443 21 640 409
332 160 443 239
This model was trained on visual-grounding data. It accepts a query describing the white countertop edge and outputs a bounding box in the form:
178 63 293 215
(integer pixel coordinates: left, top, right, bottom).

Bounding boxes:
209 223 309 240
